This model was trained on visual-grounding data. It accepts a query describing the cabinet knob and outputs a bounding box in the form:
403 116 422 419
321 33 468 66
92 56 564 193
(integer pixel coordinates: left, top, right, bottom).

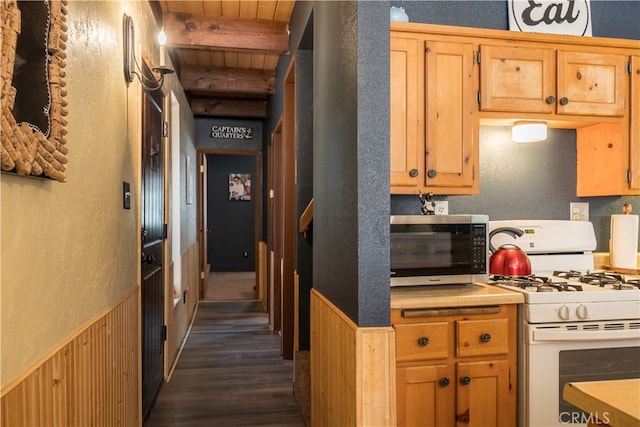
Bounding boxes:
439 377 450 387
559 97 569 105
417 336 430 346
427 169 437 179
480 333 491 343
460 376 471 386
545 95 556 104
409 168 419 178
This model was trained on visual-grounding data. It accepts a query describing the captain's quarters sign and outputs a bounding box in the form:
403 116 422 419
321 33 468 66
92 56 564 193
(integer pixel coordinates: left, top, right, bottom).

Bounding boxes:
509 0 593 36
210 126 254 140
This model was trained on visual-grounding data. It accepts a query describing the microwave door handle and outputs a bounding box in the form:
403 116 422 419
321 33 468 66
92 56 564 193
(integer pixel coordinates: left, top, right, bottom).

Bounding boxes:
532 328 640 342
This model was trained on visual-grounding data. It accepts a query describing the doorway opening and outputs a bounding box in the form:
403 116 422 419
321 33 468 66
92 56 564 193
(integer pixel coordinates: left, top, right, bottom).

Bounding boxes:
201 151 261 304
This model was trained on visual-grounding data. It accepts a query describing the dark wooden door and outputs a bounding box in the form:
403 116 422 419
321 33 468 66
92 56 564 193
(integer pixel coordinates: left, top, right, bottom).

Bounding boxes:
141 87 165 421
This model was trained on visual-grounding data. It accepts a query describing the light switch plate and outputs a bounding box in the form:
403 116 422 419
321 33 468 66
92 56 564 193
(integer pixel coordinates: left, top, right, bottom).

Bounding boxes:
123 181 131 209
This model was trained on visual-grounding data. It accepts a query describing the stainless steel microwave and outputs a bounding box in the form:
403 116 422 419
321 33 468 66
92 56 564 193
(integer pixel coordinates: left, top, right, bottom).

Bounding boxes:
390 214 489 286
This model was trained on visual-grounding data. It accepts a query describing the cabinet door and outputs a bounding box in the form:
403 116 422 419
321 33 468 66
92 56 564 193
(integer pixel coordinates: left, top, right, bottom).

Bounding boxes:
396 364 455 427
424 41 478 191
480 45 555 114
391 35 423 189
630 55 640 190
576 123 625 196
456 360 511 427
557 51 627 117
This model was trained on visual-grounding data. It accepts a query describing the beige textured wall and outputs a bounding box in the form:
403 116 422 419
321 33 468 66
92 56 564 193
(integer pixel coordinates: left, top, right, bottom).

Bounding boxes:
1 0 196 388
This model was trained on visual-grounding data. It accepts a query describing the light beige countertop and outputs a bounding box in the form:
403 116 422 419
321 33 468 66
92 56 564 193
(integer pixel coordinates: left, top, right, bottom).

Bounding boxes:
391 282 524 309
563 379 640 427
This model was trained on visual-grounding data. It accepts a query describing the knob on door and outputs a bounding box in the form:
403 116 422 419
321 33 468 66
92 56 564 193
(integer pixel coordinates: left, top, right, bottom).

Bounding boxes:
546 96 556 104
427 169 437 178
439 377 450 387
559 97 569 105
480 333 491 343
460 376 471 385
409 169 419 178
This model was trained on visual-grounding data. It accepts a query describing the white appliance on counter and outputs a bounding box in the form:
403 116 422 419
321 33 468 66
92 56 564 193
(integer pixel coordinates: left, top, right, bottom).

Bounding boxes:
488 220 640 427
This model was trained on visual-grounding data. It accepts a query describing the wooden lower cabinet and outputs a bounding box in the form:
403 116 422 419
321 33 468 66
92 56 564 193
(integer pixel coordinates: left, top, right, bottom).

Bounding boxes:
393 305 517 426
397 364 455 426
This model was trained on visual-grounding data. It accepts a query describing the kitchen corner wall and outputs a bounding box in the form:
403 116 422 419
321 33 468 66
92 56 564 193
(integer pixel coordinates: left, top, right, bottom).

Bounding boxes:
390 0 640 253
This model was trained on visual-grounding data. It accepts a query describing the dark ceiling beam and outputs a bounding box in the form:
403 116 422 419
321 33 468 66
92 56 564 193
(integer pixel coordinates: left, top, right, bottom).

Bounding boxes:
163 12 289 54
181 64 275 95
190 98 267 119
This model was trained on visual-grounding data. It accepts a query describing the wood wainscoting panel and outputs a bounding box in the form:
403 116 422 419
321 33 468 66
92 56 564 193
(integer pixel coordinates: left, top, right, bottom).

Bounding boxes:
310 289 396 426
1 290 140 426
258 241 267 311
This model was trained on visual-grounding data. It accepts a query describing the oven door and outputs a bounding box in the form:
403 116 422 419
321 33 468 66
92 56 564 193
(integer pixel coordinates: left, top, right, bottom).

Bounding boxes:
520 321 640 427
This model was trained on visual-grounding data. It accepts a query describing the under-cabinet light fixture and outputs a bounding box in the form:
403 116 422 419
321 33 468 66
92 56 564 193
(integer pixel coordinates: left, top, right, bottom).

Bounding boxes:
512 121 547 143
123 14 174 91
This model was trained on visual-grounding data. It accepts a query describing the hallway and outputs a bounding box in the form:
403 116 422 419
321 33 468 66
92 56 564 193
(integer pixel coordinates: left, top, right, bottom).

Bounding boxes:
144 273 304 426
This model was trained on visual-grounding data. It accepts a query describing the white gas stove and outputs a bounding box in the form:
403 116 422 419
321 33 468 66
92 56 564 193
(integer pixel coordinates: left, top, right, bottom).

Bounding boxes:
488 220 640 427
489 220 640 318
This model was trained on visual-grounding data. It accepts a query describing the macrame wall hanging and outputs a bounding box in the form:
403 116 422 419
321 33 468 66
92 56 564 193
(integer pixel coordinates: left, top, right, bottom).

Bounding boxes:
1 0 68 181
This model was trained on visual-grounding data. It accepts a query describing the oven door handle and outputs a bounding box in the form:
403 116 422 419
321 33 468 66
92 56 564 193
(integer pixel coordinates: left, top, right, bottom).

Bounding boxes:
532 328 640 342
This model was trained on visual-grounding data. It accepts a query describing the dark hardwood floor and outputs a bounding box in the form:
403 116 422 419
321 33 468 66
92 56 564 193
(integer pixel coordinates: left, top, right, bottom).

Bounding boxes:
144 300 305 426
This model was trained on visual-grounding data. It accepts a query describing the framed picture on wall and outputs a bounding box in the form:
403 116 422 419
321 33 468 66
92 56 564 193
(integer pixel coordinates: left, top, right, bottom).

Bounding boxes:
229 173 251 201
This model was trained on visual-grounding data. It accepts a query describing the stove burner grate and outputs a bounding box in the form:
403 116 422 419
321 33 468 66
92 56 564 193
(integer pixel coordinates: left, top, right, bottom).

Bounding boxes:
490 275 582 292
579 272 640 290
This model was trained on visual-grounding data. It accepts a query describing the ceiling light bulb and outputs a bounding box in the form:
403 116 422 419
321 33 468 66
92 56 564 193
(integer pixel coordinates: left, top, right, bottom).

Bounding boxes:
512 121 547 143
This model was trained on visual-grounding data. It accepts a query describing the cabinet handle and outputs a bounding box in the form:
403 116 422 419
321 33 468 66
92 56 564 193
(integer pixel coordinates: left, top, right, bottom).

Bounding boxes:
460 376 471 386
559 97 569 105
545 95 556 104
439 377 450 387
417 336 430 346
427 169 437 178
480 333 491 343
409 168 419 178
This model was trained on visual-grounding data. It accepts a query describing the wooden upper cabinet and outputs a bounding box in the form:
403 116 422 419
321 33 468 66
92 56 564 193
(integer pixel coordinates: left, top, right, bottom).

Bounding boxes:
424 40 478 193
390 35 423 189
480 45 555 114
629 55 640 191
557 51 628 117
480 45 628 117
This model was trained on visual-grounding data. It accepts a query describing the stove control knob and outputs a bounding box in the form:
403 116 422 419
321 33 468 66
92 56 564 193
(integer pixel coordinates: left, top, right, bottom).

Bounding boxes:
558 305 570 320
576 304 589 320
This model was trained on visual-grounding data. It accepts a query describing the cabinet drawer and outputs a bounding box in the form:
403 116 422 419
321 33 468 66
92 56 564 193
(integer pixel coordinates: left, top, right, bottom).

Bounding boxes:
395 322 449 362
456 318 508 357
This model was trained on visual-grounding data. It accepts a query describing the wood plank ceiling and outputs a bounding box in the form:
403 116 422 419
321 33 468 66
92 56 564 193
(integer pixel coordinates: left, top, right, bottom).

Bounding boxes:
152 0 296 119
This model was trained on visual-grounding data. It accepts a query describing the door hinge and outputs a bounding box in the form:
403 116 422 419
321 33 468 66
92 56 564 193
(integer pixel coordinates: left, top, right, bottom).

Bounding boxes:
200 164 205 173
474 51 480 65
163 223 168 239
200 271 205 280
161 325 167 342
476 91 481 105
163 121 169 137
626 169 632 183
627 61 632 74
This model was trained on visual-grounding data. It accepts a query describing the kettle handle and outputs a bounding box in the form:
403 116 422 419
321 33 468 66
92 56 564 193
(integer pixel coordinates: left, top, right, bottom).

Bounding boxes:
489 227 525 253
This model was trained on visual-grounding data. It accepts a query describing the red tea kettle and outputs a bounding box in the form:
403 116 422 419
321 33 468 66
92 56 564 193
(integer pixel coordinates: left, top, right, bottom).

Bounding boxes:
489 227 532 276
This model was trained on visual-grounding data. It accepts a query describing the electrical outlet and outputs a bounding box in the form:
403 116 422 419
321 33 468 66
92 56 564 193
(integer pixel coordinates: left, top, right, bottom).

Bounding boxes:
570 202 589 221
434 201 449 215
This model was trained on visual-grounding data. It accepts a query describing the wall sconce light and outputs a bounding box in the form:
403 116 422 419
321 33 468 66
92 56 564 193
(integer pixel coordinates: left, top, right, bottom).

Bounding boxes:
123 14 174 91
512 121 547 143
